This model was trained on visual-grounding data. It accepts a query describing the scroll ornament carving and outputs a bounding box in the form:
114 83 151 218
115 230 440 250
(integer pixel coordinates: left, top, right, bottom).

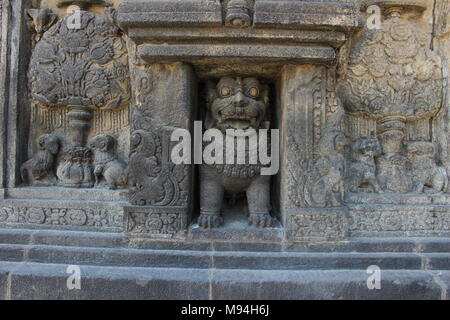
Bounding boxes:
127 64 190 208
128 129 188 207
0 206 122 228
128 212 180 235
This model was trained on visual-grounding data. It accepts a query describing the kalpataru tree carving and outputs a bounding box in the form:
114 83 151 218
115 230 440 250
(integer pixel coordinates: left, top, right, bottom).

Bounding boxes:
338 3 447 194
27 4 130 188
199 77 274 229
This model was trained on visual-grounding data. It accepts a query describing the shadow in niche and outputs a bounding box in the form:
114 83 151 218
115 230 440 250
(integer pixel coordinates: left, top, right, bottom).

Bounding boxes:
192 79 280 230
192 196 282 230
189 195 283 243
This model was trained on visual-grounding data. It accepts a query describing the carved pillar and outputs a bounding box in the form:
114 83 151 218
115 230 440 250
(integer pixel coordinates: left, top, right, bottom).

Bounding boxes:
0 0 6 197
125 42 196 235
279 65 348 242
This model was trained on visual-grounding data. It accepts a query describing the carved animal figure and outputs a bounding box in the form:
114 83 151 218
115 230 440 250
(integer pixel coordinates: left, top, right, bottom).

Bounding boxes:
21 133 60 186
88 134 127 190
199 77 274 229
346 138 383 193
304 130 348 207
27 8 58 39
407 141 448 193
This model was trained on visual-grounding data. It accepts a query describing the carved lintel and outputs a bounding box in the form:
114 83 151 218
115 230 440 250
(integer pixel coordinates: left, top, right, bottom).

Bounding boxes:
57 0 113 10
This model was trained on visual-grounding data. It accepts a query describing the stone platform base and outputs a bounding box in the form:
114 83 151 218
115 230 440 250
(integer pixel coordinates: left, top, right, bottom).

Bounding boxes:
0 229 449 300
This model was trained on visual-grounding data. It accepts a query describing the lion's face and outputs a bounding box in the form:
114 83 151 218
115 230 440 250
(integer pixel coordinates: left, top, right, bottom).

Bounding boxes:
38 134 59 155
88 134 116 153
358 139 381 157
207 77 269 132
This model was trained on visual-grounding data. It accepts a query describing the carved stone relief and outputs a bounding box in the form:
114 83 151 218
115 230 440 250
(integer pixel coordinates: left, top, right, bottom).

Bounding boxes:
0 206 123 229
27 2 130 188
127 61 191 209
286 66 348 209
338 3 447 195
2 0 448 241
21 133 60 186
88 134 128 189
346 138 383 194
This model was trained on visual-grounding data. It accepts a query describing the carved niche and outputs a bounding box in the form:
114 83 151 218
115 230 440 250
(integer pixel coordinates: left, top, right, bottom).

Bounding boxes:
26 2 131 188
338 3 447 194
199 76 274 228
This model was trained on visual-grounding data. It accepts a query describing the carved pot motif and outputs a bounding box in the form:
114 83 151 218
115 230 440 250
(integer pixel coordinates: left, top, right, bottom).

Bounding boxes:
28 8 130 188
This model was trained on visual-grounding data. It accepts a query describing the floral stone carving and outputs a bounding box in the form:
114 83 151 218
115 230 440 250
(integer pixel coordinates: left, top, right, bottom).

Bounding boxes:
338 4 446 193
28 6 130 188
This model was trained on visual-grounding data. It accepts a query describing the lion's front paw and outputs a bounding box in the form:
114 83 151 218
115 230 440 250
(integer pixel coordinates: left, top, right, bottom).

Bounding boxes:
248 213 274 228
198 213 224 229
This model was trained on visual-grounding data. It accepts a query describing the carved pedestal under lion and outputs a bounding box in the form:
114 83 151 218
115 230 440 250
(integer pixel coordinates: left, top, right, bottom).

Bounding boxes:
199 77 274 229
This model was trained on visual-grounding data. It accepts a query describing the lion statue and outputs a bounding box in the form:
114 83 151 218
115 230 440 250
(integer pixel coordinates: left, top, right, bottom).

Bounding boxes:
88 134 128 190
21 133 60 186
199 76 274 228
346 138 383 193
407 141 448 194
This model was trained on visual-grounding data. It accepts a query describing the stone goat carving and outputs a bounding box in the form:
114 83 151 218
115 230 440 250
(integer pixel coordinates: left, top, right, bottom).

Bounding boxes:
21 133 60 186
199 77 274 228
88 134 128 190
407 141 448 194
346 138 383 193
304 130 348 207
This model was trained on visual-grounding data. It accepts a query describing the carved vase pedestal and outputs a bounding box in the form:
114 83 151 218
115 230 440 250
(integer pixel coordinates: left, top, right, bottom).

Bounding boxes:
376 117 412 193
57 107 95 188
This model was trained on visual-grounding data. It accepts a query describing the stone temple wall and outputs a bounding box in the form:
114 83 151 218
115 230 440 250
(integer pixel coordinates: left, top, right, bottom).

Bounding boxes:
0 0 449 300
0 0 449 238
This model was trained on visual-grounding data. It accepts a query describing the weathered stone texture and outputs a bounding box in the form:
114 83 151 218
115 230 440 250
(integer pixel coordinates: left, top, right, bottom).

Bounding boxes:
0 0 449 300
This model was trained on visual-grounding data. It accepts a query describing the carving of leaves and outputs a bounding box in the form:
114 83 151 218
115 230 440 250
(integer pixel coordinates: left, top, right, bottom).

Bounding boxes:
338 17 444 122
29 9 130 111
